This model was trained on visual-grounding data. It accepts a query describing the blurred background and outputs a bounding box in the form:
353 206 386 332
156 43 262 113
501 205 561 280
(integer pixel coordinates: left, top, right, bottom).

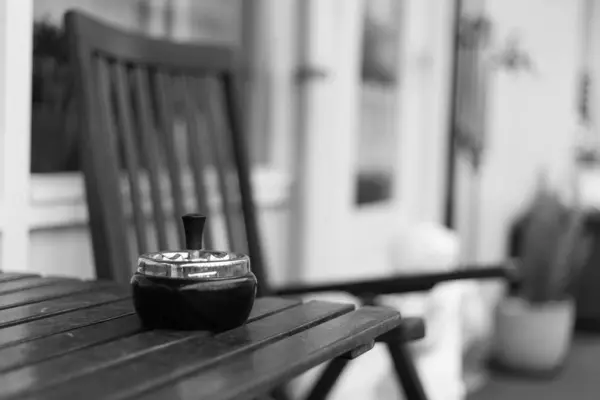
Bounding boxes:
1 0 600 399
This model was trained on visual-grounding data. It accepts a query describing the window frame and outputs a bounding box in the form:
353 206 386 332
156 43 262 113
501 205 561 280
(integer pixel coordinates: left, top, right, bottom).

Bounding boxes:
0 0 34 272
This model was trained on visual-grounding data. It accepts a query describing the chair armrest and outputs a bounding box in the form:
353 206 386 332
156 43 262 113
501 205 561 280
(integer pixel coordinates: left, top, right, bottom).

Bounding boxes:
272 263 518 298
376 317 426 343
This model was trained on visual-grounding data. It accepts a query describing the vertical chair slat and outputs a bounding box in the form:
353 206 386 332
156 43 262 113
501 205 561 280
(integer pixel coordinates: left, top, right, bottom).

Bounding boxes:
132 67 169 250
112 62 149 254
194 76 238 251
207 76 250 253
222 72 269 295
155 71 186 248
181 75 214 249
93 56 132 283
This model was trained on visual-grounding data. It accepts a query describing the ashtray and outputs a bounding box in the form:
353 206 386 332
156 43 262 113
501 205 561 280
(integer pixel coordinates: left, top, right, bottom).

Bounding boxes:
131 214 257 331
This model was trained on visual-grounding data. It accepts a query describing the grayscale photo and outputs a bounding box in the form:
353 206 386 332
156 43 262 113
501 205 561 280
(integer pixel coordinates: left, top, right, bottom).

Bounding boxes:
0 0 598 399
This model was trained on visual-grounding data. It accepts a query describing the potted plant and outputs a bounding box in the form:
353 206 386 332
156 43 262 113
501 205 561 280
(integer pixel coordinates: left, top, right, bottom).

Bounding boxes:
492 176 592 374
31 18 79 173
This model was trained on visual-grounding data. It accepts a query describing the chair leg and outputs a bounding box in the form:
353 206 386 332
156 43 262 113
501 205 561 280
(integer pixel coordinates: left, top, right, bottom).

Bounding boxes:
271 386 291 400
305 329 429 400
385 341 429 400
305 358 350 400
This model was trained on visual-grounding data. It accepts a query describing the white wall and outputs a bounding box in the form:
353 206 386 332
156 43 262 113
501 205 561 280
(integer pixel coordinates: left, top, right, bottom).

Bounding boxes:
457 0 583 264
0 0 33 271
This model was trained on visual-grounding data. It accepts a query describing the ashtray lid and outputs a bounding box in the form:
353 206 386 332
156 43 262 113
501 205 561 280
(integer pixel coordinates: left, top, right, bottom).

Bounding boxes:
136 214 250 280
137 249 250 280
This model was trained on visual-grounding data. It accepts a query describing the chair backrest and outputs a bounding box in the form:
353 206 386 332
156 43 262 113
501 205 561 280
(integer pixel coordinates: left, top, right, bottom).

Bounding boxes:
64 10 269 294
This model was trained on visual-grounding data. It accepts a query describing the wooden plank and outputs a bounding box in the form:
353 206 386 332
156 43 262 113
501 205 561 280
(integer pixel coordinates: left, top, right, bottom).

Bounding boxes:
0 273 40 283
243 296 301 321
110 61 149 254
137 307 401 400
193 76 238 250
84 53 131 284
181 75 214 248
221 72 270 295
0 297 300 397
0 285 130 328
208 76 249 254
0 315 141 373
133 66 169 249
376 317 426 344
155 71 186 247
0 277 76 295
0 299 133 348
0 280 120 311
22 301 354 400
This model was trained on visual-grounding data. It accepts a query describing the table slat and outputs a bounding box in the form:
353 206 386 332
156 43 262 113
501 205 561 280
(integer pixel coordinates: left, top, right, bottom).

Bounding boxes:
0 285 130 328
0 297 300 398
0 280 121 311
140 306 401 400
20 301 355 400
0 299 134 348
0 277 77 295
0 314 142 373
0 273 40 283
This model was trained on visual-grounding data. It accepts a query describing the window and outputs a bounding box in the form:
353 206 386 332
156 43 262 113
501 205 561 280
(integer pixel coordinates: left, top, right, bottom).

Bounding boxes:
355 0 403 206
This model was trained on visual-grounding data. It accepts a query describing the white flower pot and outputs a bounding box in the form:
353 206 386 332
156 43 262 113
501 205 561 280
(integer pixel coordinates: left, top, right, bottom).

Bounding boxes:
492 296 575 373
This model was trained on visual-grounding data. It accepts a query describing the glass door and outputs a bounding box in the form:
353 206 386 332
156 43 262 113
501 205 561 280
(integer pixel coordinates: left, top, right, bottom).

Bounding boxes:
355 0 402 206
292 0 457 282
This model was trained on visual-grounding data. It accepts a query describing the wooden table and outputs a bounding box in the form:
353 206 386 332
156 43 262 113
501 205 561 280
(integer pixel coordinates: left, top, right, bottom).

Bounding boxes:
0 272 403 400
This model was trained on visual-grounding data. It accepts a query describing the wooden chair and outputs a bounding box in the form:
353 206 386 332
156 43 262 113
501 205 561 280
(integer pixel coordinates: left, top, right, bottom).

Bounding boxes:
65 10 517 400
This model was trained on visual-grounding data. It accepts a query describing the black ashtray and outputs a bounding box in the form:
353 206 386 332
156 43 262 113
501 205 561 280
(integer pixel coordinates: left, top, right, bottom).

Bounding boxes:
131 214 257 331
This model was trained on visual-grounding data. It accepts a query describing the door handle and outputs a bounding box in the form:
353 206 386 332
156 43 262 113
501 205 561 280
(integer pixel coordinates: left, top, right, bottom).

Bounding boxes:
295 66 330 83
